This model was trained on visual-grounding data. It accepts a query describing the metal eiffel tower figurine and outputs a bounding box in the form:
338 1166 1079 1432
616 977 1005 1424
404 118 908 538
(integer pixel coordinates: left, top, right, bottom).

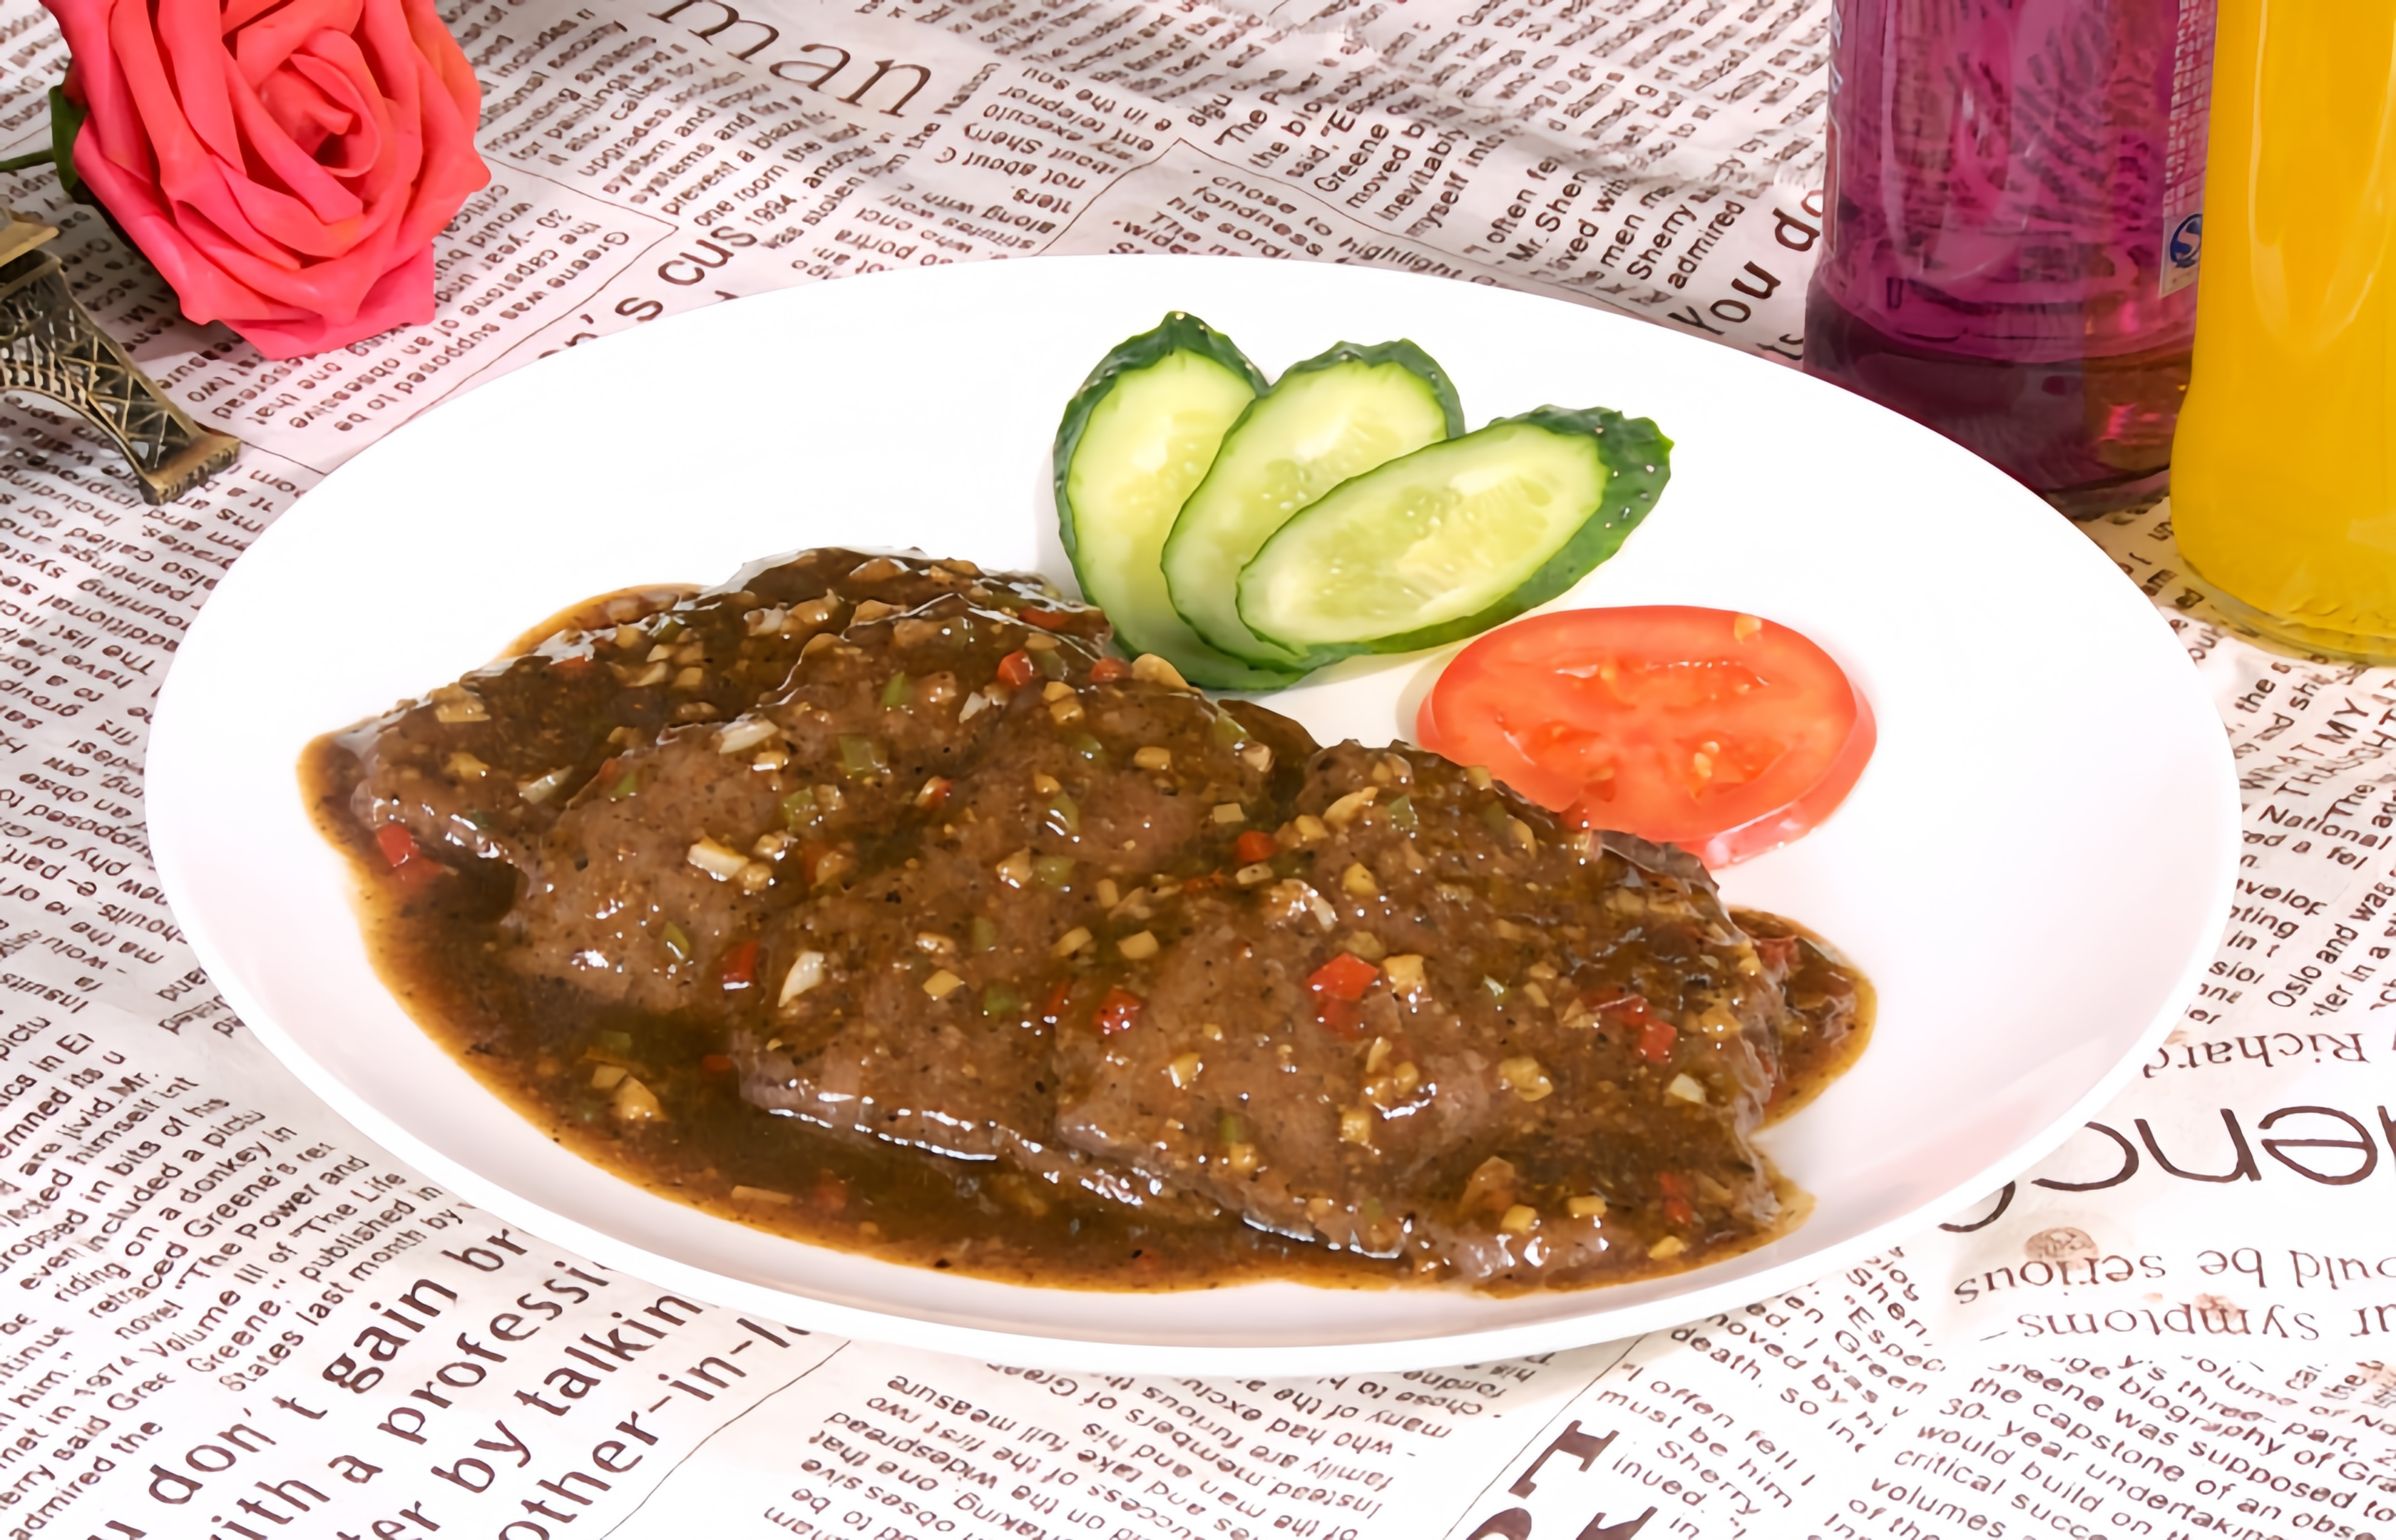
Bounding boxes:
0 210 239 505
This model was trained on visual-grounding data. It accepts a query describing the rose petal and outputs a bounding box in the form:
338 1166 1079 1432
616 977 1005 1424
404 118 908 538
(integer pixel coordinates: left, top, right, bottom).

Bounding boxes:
257 63 350 155
43 0 156 180
290 42 385 177
232 240 431 356
175 191 400 317
154 0 241 163
231 0 362 85
396 46 484 245
103 0 208 183
108 0 293 262
221 0 295 36
401 0 478 132
346 1 422 201
68 144 307 327
211 136 366 257
228 62 363 224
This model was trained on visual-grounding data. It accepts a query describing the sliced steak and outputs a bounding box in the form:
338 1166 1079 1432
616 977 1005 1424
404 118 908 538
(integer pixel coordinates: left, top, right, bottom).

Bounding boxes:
334 550 1079 878
723 629 1278 1215
1048 745 1787 1285
503 589 1063 1010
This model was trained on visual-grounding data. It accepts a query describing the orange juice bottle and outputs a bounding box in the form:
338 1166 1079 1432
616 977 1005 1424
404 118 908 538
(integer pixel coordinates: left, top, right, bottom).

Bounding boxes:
2171 1 2396 659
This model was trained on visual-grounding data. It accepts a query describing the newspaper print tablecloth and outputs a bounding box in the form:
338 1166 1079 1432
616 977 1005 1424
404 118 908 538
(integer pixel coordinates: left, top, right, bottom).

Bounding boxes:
1 0 2393 1533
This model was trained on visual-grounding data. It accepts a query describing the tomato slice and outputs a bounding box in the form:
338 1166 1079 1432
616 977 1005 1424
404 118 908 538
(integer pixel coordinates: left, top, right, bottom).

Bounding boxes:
1417 605 1875 867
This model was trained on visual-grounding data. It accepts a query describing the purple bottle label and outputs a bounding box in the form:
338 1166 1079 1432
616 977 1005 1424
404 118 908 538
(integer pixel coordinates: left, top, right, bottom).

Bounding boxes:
2160 0 2215 297
1803 0 2213 503
1813 0 2212 361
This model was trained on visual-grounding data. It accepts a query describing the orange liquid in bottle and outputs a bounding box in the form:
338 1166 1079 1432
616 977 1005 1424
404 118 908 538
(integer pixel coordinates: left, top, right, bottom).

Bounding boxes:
2172 0 2396 659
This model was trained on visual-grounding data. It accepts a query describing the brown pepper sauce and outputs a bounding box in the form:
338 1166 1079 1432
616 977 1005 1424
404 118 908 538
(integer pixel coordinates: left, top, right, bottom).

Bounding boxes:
302 734 1872 1295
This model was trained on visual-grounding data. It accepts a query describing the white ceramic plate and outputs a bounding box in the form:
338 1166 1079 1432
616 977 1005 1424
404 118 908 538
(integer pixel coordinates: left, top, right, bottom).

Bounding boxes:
149 256 2236 1373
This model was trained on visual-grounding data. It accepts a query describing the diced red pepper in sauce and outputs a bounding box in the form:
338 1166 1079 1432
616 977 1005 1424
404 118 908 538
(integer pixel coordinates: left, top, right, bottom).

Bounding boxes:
1019 607 1073 632
1309 954 1381 1032
913 776 953 811
374 824 440 889
1088 657 1132 684
1594 991 1654 1025
1657 1171 1696 1228
1095 986 1145 1035
1306 953 1380 1003
996 650 1037 689
1234 830 1277 866
700 1053 734 1074
1039 979 1074 1027
718 940 759 989
1589 992 1676 1061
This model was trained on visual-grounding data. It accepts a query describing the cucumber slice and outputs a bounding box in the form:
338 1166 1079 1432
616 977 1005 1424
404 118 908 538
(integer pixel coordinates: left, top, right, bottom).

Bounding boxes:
1163 341 1463 669
1236 406 1671 657
1054 314 1305 691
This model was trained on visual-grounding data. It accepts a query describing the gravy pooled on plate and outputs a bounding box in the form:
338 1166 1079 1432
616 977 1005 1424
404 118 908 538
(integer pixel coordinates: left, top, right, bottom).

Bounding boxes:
304 548 1869 1292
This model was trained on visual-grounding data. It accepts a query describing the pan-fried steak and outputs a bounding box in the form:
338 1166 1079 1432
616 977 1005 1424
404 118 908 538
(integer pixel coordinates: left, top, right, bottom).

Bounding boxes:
312 548 1865 1289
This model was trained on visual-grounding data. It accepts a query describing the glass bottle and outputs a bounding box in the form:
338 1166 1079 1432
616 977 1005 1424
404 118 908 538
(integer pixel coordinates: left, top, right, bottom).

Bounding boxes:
1804 0 2218 516
2170 1 2396 662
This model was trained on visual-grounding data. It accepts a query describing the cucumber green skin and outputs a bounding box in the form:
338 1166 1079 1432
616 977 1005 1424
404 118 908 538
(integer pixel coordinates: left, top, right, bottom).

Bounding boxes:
1238 405 1674 659
1262 339 1465 435
1164 339 1464 671
1052 313 1305 691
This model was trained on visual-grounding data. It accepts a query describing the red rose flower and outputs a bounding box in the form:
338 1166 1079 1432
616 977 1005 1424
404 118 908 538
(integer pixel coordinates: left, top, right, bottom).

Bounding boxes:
43 0 488 359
